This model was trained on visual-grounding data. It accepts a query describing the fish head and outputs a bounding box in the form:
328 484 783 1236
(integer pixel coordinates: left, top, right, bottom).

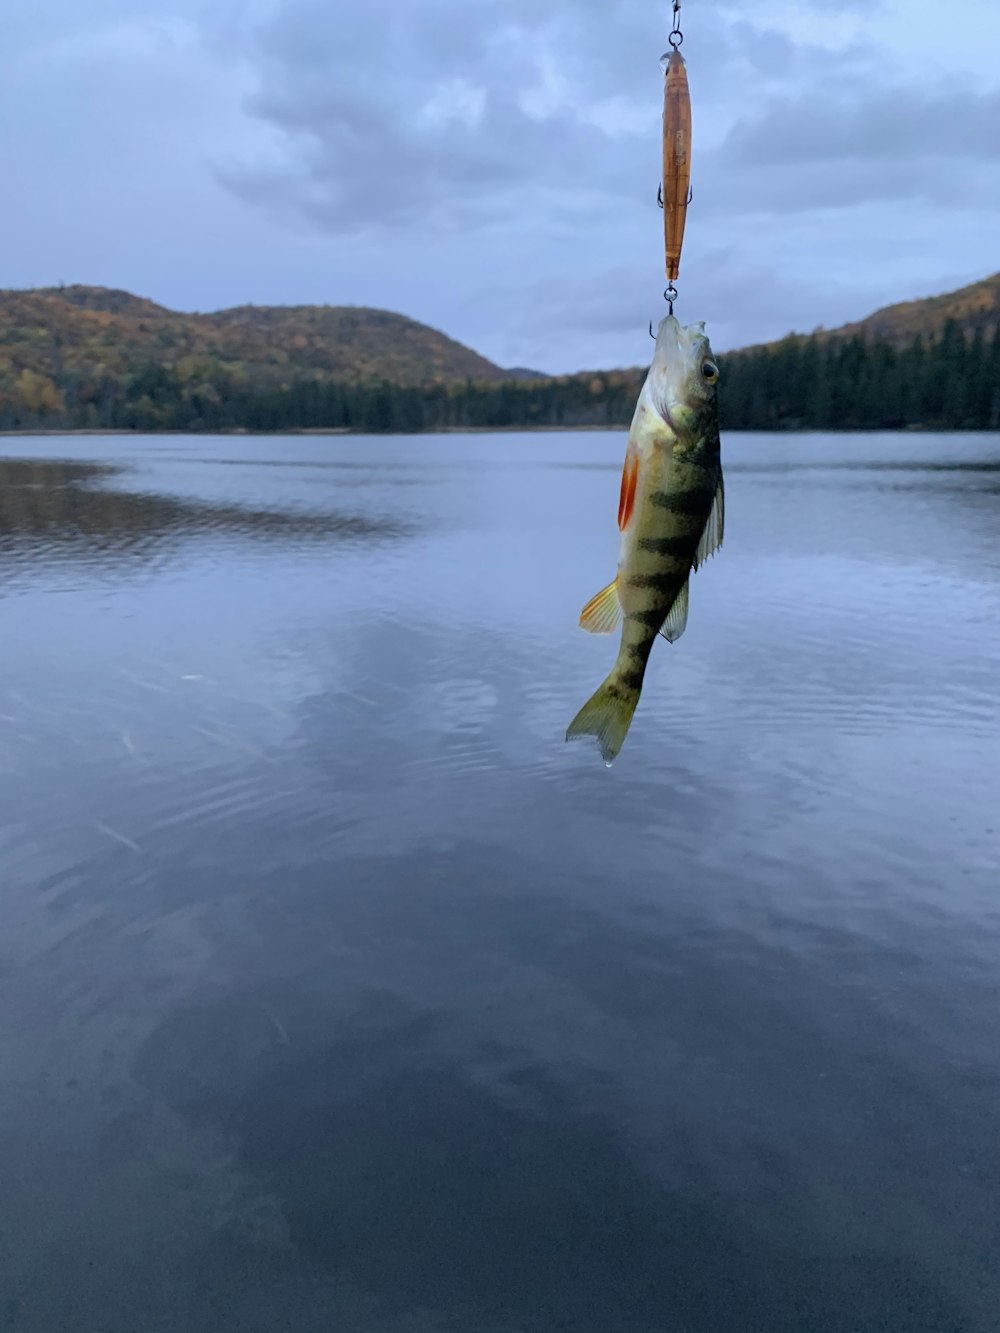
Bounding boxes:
645 315 720 436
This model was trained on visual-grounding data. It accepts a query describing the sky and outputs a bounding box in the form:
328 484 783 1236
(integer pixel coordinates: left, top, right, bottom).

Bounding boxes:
2 0 999 373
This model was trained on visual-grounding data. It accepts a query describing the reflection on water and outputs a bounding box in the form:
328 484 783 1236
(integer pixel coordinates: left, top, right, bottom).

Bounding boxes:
0 431 999 1333
0 456 410 589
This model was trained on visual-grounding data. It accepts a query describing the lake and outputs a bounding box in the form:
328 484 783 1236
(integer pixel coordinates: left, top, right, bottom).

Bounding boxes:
0 430 998 1332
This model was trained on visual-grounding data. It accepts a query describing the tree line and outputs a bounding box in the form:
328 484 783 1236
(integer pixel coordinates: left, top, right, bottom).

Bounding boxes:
721 319 1000 431
2 319 999 433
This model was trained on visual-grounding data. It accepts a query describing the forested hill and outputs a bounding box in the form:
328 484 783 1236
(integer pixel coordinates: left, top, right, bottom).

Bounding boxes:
1 277 999 433
715 271 1000 431
0 284 513 420
825 271 1000 346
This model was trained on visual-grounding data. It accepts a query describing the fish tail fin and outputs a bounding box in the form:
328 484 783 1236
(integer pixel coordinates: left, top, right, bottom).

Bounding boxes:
565 670 641 766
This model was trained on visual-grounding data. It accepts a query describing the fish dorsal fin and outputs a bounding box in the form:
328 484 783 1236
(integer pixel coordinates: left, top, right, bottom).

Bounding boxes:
618 443 640 532
693 474 724 570
659 578 689 643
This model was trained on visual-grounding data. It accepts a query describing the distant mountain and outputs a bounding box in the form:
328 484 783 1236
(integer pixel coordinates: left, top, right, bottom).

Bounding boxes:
502 366 549 381
50 286 168 318
711 270 1000 432
748 271 1000 353
0 284 508 390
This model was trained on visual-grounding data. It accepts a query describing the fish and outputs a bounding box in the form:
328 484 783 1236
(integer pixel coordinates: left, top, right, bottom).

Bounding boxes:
566 314 724 765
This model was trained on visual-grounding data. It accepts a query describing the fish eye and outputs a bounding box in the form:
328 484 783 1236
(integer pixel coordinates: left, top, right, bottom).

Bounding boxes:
701 360 719 384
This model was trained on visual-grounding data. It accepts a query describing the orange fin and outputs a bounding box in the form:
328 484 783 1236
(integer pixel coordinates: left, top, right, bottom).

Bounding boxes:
618 447 639 532
579 579 623 634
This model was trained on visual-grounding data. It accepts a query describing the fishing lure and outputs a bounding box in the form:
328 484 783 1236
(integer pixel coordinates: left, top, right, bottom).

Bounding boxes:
661 47 691 285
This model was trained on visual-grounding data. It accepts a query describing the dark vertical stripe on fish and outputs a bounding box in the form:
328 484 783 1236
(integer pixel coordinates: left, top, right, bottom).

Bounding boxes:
627 608 668 630
619 669 646 692
637 535 695 557
627 571 687 593
649 484 716 515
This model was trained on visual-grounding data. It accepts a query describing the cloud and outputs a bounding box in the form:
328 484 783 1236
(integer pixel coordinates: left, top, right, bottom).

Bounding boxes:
699 78 1000 223
721 85 1000 168
217 0 669 232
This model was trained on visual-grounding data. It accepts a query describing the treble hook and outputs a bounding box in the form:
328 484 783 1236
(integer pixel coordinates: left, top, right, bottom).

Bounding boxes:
649 321 657 339
658 184 692 208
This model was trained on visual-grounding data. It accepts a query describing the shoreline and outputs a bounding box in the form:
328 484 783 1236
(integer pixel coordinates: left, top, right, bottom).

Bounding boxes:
0 424 622 437
2 425 995 438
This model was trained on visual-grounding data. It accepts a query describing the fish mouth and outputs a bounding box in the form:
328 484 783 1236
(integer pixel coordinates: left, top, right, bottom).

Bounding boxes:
648 314 706 430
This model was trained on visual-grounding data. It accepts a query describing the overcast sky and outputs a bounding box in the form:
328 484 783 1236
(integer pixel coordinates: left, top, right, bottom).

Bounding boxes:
2 0 998 372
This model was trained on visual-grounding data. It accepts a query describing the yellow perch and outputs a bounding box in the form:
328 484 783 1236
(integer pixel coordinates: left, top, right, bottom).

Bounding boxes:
566 314 724 764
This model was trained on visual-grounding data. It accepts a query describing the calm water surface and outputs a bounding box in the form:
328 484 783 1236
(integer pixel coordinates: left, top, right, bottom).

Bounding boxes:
0 431 998 1332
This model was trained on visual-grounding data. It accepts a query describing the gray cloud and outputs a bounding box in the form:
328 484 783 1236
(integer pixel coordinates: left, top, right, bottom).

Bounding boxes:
722 85 1000 168
699 79 1000 224
219 0 662 232
716 0 881 9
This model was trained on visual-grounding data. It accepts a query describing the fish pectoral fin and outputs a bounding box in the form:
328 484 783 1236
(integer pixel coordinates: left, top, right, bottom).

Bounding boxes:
693 474 725 569
579 578 623 634
658 578 689 643
618 443 640 532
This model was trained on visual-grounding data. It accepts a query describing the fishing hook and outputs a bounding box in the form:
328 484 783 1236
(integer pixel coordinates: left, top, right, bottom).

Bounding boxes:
657 184 692 209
